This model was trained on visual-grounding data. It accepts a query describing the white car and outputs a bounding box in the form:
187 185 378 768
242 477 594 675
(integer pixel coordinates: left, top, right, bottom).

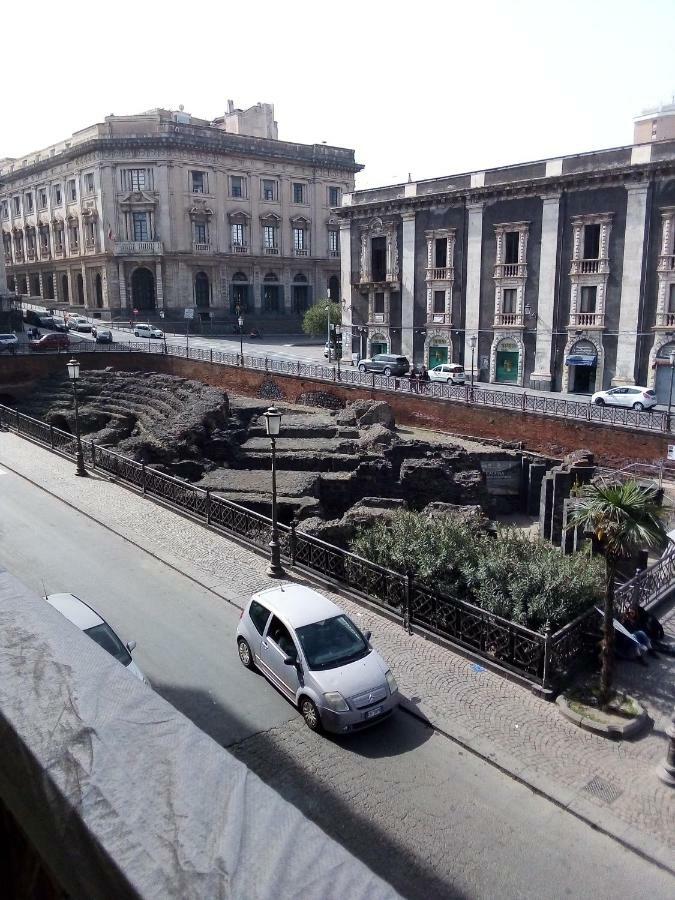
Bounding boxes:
591 386 657 411
45 592 150 685
67 316 92 333
428 363 466 385
134 323 164 339
0 332 18 351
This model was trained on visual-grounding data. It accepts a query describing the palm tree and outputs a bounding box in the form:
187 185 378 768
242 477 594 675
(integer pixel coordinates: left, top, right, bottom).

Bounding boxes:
569 479 667 708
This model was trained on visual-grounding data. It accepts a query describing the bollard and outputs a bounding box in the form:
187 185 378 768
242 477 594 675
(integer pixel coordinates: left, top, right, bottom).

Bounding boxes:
656 706 675 786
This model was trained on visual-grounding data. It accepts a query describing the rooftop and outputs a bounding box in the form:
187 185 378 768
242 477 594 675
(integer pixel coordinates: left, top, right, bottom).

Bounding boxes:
253 583 342 629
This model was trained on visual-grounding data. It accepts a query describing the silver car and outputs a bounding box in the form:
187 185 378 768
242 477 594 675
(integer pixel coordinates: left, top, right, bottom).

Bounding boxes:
236 584 399 734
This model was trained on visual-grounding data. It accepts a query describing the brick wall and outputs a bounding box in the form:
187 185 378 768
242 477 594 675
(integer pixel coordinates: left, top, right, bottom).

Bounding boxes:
1 352 669 467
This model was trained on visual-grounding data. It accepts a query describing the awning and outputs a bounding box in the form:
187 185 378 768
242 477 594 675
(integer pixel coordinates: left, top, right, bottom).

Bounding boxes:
565 354 597 366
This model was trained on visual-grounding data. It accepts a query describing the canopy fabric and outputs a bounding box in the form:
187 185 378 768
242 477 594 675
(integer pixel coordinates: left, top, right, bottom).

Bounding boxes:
565 354 597 366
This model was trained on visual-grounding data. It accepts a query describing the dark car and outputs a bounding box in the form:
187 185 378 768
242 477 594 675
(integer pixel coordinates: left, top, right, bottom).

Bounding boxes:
358 354 410 376
28 332 70 351
92 327 113 343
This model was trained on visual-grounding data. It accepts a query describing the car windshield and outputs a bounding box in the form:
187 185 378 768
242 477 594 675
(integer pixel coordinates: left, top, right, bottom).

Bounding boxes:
85 623 132 666
295 614 370 671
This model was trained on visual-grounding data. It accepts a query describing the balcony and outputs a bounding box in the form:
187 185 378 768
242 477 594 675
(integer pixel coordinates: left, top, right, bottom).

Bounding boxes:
494 263 526 279
654 311 675 330
294 248 309 257
54 246 65 259
329 249 340 258
426 266 453 281
570 258 609 276
569 312 604 328
369 311 389 326
231 243 249 254
85 239 97 254
69 242 80 256
40 245 50 259
193 242 212 254
263 246 279 256
14 250 24 262
658 254 675 272
26 247 36 261
428 312 451 325
494 312 524 327
112 240 163 256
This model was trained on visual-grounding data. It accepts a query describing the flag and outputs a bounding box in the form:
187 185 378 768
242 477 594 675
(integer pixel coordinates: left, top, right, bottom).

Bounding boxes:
107 223 114 241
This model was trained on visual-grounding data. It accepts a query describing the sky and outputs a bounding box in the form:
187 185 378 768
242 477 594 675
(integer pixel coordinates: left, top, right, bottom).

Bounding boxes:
2 0 675 190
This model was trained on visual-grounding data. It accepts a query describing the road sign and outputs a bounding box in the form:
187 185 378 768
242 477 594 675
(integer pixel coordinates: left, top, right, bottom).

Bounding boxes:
133 308 139 315
184 308 195 319
667 445 675 461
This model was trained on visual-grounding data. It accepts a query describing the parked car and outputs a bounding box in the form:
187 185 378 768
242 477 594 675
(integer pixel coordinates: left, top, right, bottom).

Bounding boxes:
93 327 113 343
236 584 398 734
591 386 657 411
428 363 466 385
45 593 150 685
24 309 53 327
67 316 92 333
0 333 18 352
357 354 410 376
28 332 69 351
51 318 68 333
134 323 164 339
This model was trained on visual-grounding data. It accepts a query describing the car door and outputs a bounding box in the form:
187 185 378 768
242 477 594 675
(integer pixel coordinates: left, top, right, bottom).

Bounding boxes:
609 387 628 407
259 615 301 700
246 599 272 662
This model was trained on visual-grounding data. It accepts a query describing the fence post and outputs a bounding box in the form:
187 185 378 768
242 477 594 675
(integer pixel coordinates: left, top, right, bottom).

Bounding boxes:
49 424 54 449
521 391 527 412
91 442 96 468
371 371 375 390
541 619 552 690
404 570 414 633
289 518 298 565
141 463 147 494
206 488 211 524
210 348 213 364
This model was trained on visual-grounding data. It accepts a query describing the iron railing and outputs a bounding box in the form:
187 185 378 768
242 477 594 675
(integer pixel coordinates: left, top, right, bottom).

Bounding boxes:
3 402 672 688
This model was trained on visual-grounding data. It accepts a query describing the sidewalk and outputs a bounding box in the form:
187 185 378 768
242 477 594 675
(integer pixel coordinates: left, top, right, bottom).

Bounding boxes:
1 432 673 872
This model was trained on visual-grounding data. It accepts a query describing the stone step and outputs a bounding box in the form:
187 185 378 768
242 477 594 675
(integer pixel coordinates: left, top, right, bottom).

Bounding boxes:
237 451 360 473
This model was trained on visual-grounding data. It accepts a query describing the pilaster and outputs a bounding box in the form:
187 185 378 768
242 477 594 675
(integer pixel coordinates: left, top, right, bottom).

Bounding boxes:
531 194 561 389
464 202 484 374
613 183 649 385
400 211 416 360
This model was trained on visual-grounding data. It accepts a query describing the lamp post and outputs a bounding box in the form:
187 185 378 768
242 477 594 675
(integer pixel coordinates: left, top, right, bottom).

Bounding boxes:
668 351 675 432
325 303 332 363
236 305 244 363
264 405 285 578
66 358 87 477
469 334 477 400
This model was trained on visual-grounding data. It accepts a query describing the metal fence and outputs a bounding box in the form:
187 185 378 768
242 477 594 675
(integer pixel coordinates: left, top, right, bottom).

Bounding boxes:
5 339 672 434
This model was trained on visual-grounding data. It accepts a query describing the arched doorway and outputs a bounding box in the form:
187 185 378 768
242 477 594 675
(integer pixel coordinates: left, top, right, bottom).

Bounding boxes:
131 267 156 311
195 271 210 308
370 332 388 356
95 273 103 308
44 273 55 300
655 342 675 406
61 274 69 302
30 274 40 296
18 275 27 294
328 275 339 301
263 272 281 313
494 337 521 384
292 274 309 314
566 338 598 394
76 273 84 304
231 271 249 313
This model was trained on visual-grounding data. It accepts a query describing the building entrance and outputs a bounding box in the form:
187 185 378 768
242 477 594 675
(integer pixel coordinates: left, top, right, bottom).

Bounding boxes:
429 345 448 368
131 267 156 310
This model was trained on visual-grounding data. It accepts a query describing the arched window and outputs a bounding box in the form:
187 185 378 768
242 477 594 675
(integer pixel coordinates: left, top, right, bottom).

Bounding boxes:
44 273 55 300
95 273 104 308
292 273 309 314
328 275 340 301
195 271 210 308
61 274 69 302
231 271 249 313
76 273 84 304
263 272 281 313
131 267 156 310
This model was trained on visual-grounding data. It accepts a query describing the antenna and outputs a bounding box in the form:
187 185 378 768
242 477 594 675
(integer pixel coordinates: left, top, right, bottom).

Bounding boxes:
41 577 48 599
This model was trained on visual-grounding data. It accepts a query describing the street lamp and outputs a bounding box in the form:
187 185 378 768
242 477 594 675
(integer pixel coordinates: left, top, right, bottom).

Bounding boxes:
264 405 285 579
668 351 675 432
66 358 87 477
325 303 332 363
469 334 477 399
236 305 244 363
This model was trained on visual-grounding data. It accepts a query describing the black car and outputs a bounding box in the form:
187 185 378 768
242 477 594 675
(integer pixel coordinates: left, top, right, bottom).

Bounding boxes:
358 354 410 376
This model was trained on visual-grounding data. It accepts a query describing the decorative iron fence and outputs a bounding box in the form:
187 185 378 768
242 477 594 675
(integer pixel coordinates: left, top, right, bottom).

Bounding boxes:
2 402 672 689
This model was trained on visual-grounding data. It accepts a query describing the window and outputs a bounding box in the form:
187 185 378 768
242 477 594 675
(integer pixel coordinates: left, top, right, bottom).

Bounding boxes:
374 292 385 314
295 614 369 671
68 180 77 202
293 227 305 251
583 224 601 259
292 183 305 204
123 168 147 191
328 229 339 254
191 171 206 193
84 173 95 195
668 284 675 314
231 222 245 246
230 175 244 198
262 179 277 201
194 221 207 244
132 212 149 242
12 197 20 215
580 285 597 313
38 189 48 209
328 186 341 207
263 224 277 248
53 185 63 206
435 238 447 268
0 200 7 219
504 232 519 265
433 290 445 314
266 616 296 659
502 288 517 314
25 193 34 213
371 236 386 281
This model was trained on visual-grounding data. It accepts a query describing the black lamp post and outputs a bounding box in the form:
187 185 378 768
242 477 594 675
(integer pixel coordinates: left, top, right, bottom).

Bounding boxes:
325 304 332 363
469 334 477 399
264 405 284 578
66 357 87 477
668 351 675 432
237 306 244 362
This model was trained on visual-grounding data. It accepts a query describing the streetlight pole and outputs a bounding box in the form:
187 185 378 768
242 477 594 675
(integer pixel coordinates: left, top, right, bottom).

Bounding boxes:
66 358 87 477
236 305 244 364
264 405 285 579
325 303 332 364
668 351 675 432
469 334 477 401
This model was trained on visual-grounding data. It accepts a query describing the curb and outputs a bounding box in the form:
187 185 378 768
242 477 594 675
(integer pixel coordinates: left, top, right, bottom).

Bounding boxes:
555 693 650 739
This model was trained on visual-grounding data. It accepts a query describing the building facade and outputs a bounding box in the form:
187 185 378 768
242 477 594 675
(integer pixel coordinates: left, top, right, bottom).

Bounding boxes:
0 103 361 328
336 140 675 402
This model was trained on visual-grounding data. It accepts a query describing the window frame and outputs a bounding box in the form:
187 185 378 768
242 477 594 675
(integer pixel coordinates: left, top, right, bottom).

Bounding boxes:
292 182 306 204
230 175 245 199
190 170 207 194
328 186 341 207
261 178 278 202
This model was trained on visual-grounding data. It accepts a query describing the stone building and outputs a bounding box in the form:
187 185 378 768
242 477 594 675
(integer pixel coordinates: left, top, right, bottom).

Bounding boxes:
336 139 675 402
0 102 361 330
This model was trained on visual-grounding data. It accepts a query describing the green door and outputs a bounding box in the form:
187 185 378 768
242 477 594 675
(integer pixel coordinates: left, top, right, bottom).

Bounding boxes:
496 351 519 383
429 345 448 368
370 341 387 356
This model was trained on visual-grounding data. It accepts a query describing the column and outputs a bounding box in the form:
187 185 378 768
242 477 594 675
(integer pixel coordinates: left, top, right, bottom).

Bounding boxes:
530 194 561 390
400 211 416 360
155 260 165 309
38 271 44 298
0 237 7 294
339 221 353 351
612 183 649 385
463 202 484 374
81 262 89 308
253 265 262 313
118 261 127 309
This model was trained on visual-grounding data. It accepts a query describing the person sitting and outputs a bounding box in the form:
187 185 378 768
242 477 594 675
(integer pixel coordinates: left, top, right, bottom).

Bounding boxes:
618 605 654 662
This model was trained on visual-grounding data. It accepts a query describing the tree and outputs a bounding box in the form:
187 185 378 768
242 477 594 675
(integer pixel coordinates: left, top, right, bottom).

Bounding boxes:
302 301 341 338
569 480 667 708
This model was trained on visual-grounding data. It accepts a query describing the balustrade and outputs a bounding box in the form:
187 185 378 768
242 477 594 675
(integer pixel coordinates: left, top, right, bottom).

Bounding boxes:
426 266 453 281
570 258 608 275
656 311 675 328
232 243 249 254
494 312 524 327
658 253 675 272
193 242 212 253
494 263 526 279
569 312 604 328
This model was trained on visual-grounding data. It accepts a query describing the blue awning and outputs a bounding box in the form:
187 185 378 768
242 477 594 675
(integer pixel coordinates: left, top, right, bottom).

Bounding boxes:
565 355 597 367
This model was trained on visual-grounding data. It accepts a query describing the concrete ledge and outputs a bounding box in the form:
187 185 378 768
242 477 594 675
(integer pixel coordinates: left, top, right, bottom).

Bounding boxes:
556 693 649 739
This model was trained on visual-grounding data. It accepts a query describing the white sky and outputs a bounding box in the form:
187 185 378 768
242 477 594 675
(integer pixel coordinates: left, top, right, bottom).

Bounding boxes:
2 0 675 190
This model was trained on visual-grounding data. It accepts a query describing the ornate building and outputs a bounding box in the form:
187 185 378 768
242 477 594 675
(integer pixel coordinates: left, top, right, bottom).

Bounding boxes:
337 139 675 403
0 102 361 328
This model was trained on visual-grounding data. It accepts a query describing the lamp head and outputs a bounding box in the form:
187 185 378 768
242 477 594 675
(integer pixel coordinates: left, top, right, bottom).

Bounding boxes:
66 358 80 381
469 335 477 349
670 350 675 367
264 405 282 437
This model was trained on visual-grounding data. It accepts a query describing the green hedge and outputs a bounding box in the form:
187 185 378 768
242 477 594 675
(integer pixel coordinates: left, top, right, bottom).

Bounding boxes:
351 511 603 632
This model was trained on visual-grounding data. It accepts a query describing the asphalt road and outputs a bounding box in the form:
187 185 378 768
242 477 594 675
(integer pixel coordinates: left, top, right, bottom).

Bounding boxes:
0 467 673 899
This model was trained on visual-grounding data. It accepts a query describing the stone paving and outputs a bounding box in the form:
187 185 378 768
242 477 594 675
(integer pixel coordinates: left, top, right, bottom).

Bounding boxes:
0 431 673 870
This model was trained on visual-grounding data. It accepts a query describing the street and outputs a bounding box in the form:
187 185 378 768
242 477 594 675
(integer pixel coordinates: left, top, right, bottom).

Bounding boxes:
0 463 673 899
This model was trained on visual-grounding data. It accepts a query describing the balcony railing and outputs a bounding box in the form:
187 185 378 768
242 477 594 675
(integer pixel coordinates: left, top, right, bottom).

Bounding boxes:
294 248 309 257
569 312 604 328
329 249 340 258
26 247 36 260
426 266 453 281
193 242 212 253
658 254 675 272
494 312 524 327
231 243 249 254
112 240 163 256
494 263 526 279
655 311 675 329
40 245 50 259
69 243 80 255
428 312 451 325
54 247 65 259
85 239 97 254
570 258 609 276
263 246 279 255
14 250 24 262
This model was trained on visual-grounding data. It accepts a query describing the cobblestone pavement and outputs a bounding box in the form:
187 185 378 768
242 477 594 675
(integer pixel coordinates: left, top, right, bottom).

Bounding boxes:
1 432 673 875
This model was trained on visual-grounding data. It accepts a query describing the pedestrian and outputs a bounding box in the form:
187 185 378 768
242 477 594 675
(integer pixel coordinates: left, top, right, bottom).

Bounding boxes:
409 366 418 394
420 364 430 392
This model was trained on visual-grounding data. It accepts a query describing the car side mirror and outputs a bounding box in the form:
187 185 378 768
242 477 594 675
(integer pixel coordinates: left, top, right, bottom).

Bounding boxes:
364 631 372 643
283 655 295 666
126 640 137 653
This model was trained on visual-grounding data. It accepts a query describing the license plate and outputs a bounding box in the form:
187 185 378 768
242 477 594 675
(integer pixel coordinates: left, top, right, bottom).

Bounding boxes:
364 706 383 720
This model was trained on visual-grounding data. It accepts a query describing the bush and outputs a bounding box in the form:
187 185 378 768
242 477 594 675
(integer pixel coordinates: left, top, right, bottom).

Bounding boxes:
350 511 603 632
302 301 341 338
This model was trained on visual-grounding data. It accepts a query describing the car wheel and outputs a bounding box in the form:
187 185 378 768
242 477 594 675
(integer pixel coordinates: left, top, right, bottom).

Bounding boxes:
383 367 392 376
358 364 367 373
594 398 605 406
633 402 644 411
237 638 255 670
299 696 323 733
